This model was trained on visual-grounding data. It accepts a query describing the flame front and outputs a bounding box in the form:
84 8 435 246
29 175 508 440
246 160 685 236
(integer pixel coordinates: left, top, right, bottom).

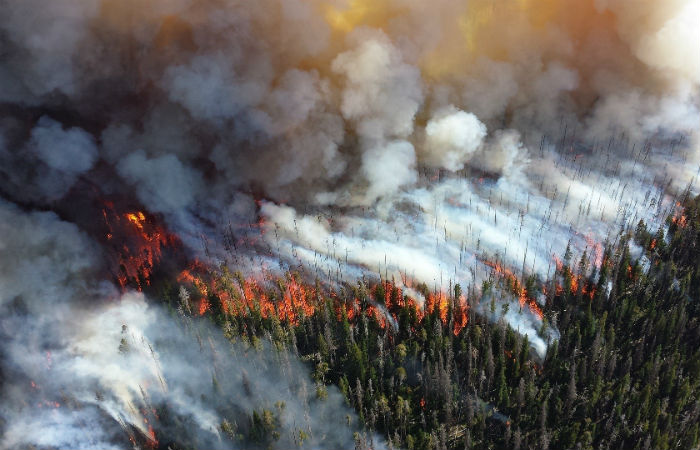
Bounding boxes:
176 262 472 338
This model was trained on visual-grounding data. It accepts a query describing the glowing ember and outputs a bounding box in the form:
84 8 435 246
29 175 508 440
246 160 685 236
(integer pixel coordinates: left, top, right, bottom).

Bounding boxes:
126 212 146 230
198 297 211 316
552 255 596 301
147 425 158 449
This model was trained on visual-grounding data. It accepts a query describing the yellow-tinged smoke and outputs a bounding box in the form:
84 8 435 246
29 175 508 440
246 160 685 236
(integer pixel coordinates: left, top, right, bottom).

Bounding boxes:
448 0 616 82
317 0 697 92
517 0 561 30
324 0 385 34
2 0 698 206
321 0 573 81
89 0 700 99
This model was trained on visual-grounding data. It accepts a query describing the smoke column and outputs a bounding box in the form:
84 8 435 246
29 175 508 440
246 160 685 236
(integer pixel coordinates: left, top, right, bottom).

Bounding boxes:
1 0 699 447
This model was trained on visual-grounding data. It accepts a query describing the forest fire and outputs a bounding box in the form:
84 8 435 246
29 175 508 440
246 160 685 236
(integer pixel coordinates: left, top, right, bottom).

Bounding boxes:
101 199 477 341
3 0 700 446
452 298 470 336
552 256 597 301
669 201 690 229
147 425 158 449
198 297 211 316
583 234 604 268
671 212 688 228
176 262 321 325
382 279 470 334
174 258 473 338
426 291 449 324
483 260 543 320
279 277 317 324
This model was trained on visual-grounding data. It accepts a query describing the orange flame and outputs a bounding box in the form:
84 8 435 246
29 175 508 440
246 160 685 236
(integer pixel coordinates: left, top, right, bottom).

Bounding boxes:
671 202 688 228
102 204 178 291
453 296 469 336
552 254 596 300
125 212 146 230
484 260 543 320
176 263 321 326
147 425 158 449
198 297 211 316
425 291 449 324
176 264 474 339
671 213 687 228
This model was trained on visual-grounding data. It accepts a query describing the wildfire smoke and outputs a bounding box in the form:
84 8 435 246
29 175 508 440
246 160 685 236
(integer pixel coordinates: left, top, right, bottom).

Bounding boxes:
1 0 699 447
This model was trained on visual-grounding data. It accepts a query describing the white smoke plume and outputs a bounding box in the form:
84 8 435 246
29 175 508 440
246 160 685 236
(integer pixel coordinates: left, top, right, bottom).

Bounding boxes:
1 0 700 446
423 107 487 172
